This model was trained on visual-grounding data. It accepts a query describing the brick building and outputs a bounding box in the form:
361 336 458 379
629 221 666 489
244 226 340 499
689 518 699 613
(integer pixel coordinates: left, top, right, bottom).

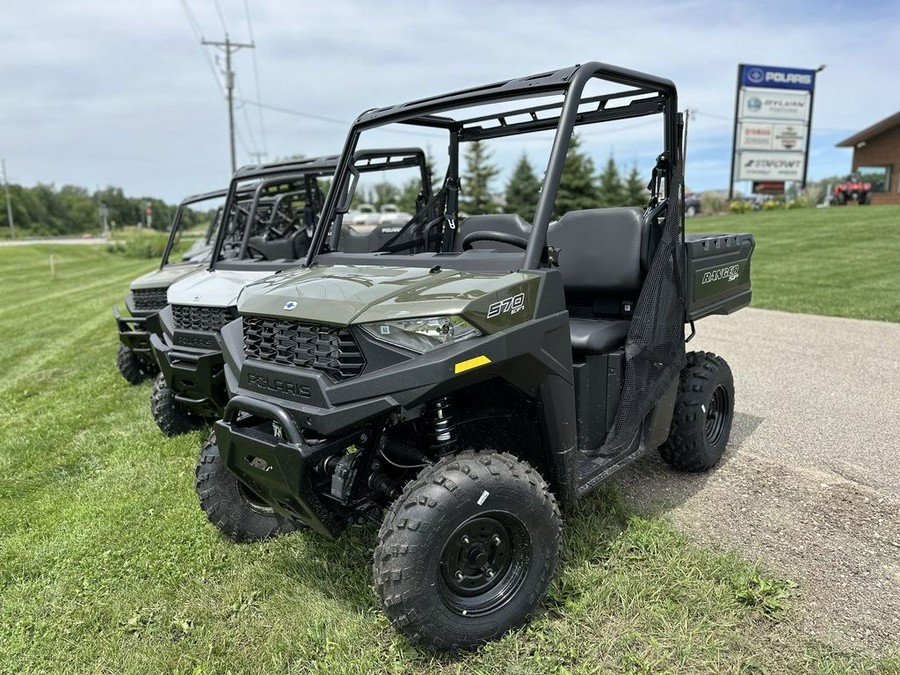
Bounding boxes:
836 111 900 205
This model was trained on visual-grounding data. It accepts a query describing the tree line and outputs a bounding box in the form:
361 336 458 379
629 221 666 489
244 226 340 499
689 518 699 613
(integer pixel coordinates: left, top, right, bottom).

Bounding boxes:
354 135 649 218
2 136 646 238
0 184 202 238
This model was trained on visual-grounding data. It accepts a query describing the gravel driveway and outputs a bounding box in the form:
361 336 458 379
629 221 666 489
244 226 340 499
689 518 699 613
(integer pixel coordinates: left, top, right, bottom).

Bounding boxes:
613 308 900 655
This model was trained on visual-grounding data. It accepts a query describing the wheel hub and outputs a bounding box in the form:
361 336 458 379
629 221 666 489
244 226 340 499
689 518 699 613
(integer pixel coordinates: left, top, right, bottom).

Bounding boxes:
438 513 530 616
705 383 730 446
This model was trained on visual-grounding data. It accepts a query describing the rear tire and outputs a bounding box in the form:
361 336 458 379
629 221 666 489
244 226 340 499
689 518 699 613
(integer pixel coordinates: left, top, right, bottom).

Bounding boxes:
150 373 205 436
373 450 561 651
195 434 303 542
659 351 735 472
117 344 155 385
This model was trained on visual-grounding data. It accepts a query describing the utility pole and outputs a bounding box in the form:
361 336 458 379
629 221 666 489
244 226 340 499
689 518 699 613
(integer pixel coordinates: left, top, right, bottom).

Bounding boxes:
1 159 14 240
202 35 254 174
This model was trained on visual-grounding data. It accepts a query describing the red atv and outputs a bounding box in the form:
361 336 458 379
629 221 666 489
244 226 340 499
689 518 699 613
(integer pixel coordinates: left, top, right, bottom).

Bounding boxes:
832 174 871 205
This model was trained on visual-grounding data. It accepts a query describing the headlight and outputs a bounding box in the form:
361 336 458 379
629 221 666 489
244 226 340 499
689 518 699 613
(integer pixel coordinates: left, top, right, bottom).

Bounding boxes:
360 316 481 354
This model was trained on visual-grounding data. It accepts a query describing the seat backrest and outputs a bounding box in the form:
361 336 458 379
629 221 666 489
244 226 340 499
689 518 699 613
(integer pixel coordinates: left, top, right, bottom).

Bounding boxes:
547 207 650 317
453 214 532 252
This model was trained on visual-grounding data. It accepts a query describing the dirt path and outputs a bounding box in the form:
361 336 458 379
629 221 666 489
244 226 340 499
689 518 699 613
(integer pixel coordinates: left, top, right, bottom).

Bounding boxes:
612 308 900 655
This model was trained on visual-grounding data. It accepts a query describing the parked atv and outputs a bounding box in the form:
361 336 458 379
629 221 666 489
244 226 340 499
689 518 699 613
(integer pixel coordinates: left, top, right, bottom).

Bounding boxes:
113 189 228 384
198 62 755 651
832 174 871 205
148 150 433 436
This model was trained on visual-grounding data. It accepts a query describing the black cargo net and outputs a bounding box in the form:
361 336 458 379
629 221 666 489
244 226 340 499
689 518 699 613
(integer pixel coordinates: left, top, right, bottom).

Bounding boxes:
132 287 168 311
602 167 686 454
172 305 238 332
242 316 366 382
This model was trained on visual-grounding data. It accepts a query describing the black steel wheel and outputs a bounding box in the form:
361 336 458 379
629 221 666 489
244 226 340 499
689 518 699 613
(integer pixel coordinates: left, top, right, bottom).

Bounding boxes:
659 351 735 472
150 373 206 437
116 343 156 385
195 433 304 543
374 450 561 651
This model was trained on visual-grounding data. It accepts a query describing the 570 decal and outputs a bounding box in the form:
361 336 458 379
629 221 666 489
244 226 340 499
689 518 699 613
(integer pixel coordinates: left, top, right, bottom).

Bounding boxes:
486 292 526 319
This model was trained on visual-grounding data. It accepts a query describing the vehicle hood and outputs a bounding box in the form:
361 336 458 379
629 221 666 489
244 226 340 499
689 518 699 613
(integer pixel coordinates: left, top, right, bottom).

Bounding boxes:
129 263 205 291
167 268 277 308
236 264 538 327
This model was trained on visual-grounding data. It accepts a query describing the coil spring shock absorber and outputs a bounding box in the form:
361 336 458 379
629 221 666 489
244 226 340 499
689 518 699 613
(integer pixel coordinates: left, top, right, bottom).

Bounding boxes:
427 397 456 453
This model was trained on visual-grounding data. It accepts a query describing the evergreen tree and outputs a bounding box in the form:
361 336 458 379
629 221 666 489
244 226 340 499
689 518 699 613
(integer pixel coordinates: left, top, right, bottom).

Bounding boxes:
597 156 626 208
460 140 499 214
553 134 599 218
624 164 648 207
504 153 542 220
370 182 400 209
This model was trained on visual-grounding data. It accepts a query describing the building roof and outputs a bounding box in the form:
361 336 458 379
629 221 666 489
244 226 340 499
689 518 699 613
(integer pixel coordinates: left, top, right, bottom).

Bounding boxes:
836 111 900 148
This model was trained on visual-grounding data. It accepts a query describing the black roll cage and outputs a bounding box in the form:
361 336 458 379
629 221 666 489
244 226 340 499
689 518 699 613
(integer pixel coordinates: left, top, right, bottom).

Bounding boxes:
309 61 681 270
159 188 229 269
209 149 433 270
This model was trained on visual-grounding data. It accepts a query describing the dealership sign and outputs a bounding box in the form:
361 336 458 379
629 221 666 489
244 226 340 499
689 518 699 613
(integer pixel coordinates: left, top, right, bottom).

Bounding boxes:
740 64 816 91
739 89 811 122
736 151 805 181
738 123 806 151
730 63 817 192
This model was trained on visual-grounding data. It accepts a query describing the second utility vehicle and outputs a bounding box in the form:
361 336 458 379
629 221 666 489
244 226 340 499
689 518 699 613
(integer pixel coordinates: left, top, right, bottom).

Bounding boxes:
113 189 228 384
198 62 755 650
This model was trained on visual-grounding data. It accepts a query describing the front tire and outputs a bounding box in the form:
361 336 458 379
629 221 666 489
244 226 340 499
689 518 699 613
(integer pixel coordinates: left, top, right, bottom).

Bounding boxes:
116 344 156 385
660 351 735 472
373 450 561 651
195 434 303 543
150 372 205 436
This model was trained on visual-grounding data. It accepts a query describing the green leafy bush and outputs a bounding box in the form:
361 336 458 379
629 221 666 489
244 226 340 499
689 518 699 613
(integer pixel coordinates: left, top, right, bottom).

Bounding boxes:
107 230 168 259
729 200 752 214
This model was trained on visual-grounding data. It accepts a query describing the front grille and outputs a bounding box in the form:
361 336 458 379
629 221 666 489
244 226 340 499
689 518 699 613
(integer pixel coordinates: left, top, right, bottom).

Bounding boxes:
172 304 238 332
243 316 366 382
132 287 168 311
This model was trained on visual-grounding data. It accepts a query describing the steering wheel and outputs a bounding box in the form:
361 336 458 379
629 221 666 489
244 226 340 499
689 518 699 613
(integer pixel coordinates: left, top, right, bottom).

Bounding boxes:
462 230 529 251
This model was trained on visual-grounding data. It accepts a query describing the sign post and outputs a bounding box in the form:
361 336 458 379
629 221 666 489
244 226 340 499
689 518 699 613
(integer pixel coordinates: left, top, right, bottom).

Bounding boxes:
729 64 818 201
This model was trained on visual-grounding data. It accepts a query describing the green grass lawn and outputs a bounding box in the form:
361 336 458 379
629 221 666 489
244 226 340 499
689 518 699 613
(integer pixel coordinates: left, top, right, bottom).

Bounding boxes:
0 224 898 674
688 205 900 322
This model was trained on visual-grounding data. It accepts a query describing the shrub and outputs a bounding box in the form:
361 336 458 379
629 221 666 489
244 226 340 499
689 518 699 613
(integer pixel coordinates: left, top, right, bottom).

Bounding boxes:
107 229 168 259
700 192 724 215
762 199 783 211
729 200 752 214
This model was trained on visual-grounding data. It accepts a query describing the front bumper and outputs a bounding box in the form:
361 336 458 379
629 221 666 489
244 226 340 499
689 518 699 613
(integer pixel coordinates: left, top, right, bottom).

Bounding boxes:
215 395 366 538
113 305 155 364
150 331 228 418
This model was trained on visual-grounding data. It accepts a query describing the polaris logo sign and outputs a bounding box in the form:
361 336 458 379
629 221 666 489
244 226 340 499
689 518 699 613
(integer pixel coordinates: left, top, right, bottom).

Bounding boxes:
741 64 816 91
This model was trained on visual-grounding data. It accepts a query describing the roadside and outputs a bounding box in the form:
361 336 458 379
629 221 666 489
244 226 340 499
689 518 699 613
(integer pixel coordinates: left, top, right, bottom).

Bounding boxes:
613 307 900 655
0 236 110 247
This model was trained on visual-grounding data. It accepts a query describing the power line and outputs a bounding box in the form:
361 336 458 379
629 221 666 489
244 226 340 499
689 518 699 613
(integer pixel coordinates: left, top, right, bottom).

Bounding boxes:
177 0 225 97
237 99 350 126
212 0 228 34
243 0 267 157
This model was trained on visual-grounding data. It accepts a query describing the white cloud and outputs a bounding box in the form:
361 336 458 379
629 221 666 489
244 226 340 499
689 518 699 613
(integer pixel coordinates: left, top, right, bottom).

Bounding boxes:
0 0 896 199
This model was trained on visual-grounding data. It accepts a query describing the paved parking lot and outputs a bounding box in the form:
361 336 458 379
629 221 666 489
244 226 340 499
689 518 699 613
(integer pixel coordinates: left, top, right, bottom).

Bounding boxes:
614 307 900 655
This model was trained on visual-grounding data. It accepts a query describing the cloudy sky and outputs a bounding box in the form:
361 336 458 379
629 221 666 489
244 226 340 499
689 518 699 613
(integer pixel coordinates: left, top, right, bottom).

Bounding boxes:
1 0 897 203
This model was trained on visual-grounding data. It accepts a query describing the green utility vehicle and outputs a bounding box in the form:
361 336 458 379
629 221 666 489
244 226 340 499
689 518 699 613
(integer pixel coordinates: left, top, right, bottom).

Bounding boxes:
198 63 755 650
113 189 228 384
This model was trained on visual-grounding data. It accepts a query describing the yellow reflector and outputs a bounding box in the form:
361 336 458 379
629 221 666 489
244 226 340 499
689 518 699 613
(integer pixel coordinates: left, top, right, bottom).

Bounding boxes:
454 355 491 374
